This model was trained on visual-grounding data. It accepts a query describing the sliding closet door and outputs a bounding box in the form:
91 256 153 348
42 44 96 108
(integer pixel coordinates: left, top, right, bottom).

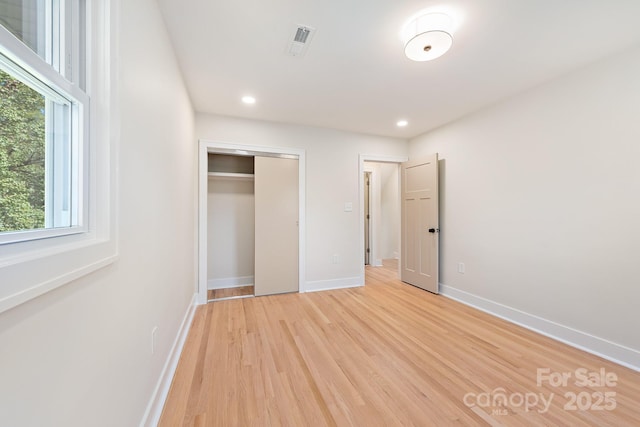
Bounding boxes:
254 156 299 296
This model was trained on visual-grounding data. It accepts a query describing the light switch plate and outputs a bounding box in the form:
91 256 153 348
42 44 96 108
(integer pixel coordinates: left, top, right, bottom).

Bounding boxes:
344 202 353 212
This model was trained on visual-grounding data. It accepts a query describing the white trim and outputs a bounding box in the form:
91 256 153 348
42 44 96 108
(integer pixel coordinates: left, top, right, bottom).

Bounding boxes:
0 0 117 314
440 284 640 372
198 140 306 302
0 227 85 246
208 276 254 290
305 276 363 293
360 154 409 163
0 12 88 244
140 293 198 427
0 252 117 313
0 24 84 102
358 154 407 283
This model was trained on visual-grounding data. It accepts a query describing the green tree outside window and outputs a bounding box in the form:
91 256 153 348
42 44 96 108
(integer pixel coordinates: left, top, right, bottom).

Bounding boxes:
0 69 46 233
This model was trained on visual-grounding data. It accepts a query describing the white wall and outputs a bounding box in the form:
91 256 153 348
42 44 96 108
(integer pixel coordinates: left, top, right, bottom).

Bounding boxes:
207 177 255 287
0 1 197 426
196 115 407 290
380 163 400 260
410 46 640 367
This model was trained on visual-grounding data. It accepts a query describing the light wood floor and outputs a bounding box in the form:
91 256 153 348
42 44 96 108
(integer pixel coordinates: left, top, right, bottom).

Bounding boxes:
207 285 254 301
160 261 640 426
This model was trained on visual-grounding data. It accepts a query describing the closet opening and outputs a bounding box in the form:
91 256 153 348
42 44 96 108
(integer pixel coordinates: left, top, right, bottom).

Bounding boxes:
198 141 306 304
207 153 256 301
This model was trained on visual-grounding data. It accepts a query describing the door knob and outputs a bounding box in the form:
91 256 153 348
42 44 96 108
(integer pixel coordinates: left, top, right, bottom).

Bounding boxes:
428 228 438 233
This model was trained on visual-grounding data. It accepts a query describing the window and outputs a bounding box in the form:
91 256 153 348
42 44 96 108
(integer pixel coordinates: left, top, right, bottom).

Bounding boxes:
0 0 115 314
0 0 87 244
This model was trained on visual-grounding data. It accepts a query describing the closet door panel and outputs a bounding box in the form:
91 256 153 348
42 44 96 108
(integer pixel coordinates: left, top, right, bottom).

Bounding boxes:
254 156 299 296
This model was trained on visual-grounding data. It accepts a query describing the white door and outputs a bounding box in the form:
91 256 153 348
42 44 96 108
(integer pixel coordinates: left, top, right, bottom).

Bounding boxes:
254 156 299 296
401 154 439 293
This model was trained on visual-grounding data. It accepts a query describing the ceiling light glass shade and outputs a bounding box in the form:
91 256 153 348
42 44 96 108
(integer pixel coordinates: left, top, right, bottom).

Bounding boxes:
403 13 453 61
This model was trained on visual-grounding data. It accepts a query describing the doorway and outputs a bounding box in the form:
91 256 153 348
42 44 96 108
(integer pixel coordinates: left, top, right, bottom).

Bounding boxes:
206 153 256 301
359 155 406 282
198 140 306 305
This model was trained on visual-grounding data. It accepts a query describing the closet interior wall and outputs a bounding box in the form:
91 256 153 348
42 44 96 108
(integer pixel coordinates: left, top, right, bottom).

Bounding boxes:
207 154 255 292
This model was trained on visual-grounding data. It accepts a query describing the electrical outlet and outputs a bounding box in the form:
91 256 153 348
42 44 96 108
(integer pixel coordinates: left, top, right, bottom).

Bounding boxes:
151 326 158 355
332 254 339 264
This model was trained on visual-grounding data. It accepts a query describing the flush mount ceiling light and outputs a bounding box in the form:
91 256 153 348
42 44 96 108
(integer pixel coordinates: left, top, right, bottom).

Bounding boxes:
241 95 256 104
396 120 408 127
402 12 453 61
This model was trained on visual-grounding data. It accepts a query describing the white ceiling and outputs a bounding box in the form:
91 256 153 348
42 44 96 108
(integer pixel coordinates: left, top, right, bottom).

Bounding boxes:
157 0 640 139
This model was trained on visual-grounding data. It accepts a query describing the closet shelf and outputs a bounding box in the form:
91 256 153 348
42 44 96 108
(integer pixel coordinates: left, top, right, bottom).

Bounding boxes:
208 172 255 180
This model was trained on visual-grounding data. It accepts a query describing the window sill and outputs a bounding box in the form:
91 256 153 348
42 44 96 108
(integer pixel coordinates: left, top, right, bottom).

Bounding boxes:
0 236 118 313
0 226 86 246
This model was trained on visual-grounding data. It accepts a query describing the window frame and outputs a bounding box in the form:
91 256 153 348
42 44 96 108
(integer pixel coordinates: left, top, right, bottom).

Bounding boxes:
0 0 118 313
0 0 89 244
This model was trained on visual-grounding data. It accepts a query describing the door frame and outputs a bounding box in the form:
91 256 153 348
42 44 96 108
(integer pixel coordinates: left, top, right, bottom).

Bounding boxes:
363 171 371 265
198 140 306 304
358 154 407 284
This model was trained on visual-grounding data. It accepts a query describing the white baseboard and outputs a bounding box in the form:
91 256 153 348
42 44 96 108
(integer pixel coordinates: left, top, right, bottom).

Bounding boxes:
305 276 363 293
207 275 254 290
140 293 198 427
440 284 640 372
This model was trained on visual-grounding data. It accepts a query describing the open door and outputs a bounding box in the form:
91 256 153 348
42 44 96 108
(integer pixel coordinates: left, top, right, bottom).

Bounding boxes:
254 156 299 296
401 154 439 293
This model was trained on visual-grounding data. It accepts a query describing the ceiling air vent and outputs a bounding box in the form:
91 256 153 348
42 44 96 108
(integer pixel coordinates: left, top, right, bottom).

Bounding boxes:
294 27 311 43
286 25 316 57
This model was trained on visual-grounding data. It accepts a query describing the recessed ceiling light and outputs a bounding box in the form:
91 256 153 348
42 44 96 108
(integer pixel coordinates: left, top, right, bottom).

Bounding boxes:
241 95 256 104
397 120 408 127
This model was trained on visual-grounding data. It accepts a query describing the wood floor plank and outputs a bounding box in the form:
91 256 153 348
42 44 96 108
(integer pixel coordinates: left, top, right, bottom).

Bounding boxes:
208 285 254 301
159 260 640 426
